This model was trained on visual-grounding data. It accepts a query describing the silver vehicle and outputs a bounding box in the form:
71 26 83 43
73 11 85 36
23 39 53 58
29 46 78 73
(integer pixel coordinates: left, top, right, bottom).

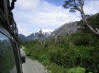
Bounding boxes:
0 0 25 73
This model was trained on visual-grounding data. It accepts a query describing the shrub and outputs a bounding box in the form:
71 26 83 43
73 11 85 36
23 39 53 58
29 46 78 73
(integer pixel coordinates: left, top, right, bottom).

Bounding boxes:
67 67 85 73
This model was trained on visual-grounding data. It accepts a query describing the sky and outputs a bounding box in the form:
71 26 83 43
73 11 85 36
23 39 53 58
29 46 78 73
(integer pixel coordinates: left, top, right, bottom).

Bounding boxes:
13 0 99 36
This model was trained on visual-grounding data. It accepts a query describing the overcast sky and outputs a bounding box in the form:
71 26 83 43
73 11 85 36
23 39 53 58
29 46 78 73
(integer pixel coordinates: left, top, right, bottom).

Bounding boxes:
13 0 99 36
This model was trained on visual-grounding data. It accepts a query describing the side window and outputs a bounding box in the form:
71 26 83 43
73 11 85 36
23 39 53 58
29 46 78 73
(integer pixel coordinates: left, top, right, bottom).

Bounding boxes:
0 33 17 73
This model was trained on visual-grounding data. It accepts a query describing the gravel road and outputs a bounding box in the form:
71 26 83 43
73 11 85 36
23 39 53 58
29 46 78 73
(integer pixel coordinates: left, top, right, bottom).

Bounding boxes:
22 57 47 73
20 47 48 73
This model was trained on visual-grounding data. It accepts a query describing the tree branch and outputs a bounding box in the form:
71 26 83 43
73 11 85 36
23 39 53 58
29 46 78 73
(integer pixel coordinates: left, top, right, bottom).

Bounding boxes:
78 0 99 35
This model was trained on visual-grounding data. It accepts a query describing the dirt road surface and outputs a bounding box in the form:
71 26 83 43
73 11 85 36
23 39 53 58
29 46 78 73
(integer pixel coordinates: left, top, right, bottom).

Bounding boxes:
20 47 48 73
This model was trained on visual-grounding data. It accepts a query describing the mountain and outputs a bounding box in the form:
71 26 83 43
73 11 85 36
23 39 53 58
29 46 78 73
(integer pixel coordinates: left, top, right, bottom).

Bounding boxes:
51 22 78 37
18 34 28 41
51 13 99 37
27 31 50 41
19 13 99 41
18 31 50 41
18 22 78 41
27 33 35 41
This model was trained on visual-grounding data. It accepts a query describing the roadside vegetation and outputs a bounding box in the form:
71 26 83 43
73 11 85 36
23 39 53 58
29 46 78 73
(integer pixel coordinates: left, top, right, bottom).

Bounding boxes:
22 14 99 73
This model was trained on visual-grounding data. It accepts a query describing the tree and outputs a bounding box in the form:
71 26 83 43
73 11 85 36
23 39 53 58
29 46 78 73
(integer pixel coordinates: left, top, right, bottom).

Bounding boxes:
38 30 43 45
63 0 99 36
38 29 47 47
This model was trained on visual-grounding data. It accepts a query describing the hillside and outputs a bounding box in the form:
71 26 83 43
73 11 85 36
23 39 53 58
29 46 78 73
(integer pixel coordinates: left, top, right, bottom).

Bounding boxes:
19 31 50 41
51 22 78 36
26 33 35 41
18 34 28 41
51 13 99 37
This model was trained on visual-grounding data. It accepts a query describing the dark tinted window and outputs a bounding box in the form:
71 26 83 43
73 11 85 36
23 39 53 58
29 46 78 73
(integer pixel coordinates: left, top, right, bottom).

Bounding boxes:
0 33 17 73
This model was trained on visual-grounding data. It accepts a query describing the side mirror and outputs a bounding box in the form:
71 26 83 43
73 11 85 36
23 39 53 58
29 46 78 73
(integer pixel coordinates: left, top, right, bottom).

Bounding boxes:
21 56 26 64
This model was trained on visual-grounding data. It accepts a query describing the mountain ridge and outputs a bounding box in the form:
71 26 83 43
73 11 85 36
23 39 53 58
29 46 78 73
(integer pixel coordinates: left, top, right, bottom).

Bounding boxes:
18 22 78 41
51 22 78 37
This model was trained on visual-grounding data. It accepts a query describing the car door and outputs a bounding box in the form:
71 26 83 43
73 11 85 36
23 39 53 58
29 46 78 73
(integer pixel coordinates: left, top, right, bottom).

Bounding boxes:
0 30 21 73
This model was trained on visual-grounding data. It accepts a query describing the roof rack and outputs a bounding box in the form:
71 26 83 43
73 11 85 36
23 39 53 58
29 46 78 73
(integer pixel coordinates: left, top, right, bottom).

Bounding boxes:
0 0 19 41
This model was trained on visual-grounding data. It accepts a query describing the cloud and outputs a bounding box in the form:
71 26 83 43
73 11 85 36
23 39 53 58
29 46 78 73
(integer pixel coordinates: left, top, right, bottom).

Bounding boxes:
38 29 53 32
84 0 99 14
29 1 80 29
13 0 99 36
16 0 40 10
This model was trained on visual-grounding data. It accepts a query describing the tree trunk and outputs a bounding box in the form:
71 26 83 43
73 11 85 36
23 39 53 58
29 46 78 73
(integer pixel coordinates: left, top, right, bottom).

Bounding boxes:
79 0 99 36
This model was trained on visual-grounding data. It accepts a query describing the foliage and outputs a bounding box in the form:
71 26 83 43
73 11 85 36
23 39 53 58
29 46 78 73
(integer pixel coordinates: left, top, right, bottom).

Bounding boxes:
67 67 86 73
23 13 99 73
70 32 98 47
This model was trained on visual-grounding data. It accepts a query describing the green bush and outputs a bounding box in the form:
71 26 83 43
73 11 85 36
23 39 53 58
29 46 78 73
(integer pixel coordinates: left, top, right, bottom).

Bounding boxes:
70 32 98 47
48 45 99 72
67 67 85 73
